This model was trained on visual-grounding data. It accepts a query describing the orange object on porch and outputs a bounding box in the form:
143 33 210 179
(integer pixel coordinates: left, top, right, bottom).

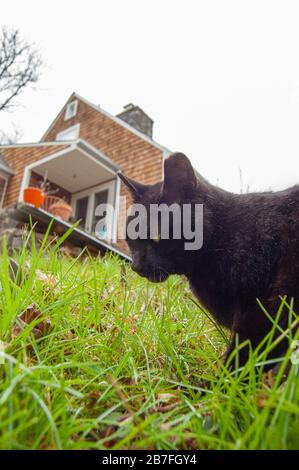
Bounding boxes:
23 187 45 208
48 200 72 222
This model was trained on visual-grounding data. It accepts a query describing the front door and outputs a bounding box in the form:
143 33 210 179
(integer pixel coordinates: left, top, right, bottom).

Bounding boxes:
72 180 115 241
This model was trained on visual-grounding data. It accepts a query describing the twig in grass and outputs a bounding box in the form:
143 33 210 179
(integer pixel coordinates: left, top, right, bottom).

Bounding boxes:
107 375 136 424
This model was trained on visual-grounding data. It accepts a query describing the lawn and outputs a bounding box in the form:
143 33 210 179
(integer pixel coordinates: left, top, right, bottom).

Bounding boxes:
0 228 298 450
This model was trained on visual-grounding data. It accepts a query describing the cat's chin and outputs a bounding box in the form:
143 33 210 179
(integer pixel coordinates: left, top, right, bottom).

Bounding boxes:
141 270 169 283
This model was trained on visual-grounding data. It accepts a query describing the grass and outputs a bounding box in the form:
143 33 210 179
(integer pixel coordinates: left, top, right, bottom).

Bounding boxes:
0 228 299 450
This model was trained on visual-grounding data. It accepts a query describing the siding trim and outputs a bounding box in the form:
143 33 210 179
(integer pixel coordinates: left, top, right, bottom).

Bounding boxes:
112 174 121 243
76 139 120 173
0 142 73 149
0 175 8 209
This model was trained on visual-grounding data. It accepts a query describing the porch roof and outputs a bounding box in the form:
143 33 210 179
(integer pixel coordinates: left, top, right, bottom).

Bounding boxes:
7 203 131 261
27 139 120 193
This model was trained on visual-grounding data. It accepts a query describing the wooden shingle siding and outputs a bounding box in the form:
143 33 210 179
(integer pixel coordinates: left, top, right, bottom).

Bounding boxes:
43 97 164 252
0 95 164 254
1 145 69 207
43 97 164 187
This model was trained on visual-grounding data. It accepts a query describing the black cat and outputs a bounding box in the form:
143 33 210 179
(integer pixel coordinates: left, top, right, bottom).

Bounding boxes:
118 153 299 370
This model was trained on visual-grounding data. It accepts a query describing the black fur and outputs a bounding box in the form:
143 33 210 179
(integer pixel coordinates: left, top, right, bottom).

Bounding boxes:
120 152 299 369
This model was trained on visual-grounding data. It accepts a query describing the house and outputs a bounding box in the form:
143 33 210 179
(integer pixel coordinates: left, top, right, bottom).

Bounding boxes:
0 93 171 258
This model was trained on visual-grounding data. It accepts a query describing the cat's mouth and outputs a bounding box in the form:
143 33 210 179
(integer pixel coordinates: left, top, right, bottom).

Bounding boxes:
146 270 169 283
132 266 169 283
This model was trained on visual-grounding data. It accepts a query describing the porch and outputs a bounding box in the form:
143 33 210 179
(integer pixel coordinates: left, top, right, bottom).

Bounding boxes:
1 202 130 260
19 140 121 244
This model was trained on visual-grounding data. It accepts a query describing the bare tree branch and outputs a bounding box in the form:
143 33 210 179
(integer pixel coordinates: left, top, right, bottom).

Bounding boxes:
0 125 22 144
0 27 42 112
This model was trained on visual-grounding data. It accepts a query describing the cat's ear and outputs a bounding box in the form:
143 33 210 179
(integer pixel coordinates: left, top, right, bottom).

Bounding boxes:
117 171 147 199
163 153 196 198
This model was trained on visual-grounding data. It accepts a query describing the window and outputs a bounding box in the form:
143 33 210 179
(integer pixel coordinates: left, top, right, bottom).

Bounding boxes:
72 181 115 240
75 196 89 228
64 100 78 120
91 189 109 236
56 124 80 141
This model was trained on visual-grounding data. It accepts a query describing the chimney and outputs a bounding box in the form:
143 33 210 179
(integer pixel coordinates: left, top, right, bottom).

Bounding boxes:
117 103 154 138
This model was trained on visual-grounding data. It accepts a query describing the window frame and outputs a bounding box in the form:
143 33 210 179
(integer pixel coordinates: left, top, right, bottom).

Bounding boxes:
71 180 116 240
64 100 78 121
56 123 80 141
74 195 89 229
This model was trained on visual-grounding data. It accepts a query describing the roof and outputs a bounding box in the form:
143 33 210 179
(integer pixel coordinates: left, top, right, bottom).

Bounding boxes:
40 92 172 156
0 138 121 172
76 139 120 172
0 152 14 175
0 141 73 149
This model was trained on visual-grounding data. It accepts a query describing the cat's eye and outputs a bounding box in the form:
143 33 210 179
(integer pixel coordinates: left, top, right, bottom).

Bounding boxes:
152 234 161 243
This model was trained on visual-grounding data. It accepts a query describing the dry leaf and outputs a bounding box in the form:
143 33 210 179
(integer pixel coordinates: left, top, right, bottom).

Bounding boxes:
11 303 51 341
255 369 276 408
35 270 57 286
35 270 61 296
262 369 275 388
160 422 172 431
256 391 269 408
151 393 181 413
86 390 102 409
157 393 177 402
60 245 82 258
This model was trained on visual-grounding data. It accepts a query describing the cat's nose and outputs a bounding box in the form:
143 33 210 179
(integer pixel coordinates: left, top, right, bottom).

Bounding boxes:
131 262 142 274
131 259 145 275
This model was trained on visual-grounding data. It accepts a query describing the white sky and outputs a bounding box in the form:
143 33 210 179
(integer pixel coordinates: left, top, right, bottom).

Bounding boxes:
1 0 299 193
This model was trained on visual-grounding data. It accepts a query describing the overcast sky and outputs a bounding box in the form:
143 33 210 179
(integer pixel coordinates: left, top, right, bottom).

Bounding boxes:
1 0 299 193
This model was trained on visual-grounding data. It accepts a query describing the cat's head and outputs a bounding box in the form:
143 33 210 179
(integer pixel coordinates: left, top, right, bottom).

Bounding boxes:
118 152 203 283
